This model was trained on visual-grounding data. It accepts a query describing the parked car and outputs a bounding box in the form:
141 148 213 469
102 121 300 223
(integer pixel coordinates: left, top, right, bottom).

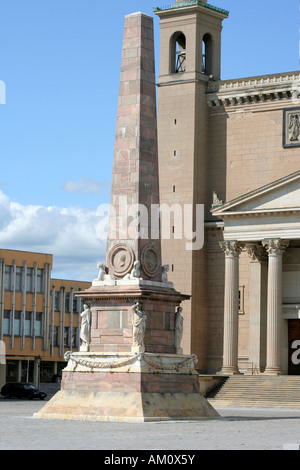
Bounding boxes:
0 383 47 400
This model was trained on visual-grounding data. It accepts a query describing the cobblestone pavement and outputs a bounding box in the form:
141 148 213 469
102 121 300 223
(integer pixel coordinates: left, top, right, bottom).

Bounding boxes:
1 397 300 450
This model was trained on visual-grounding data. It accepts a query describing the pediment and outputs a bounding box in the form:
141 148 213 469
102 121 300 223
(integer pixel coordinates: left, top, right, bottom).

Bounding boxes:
212 170 300 218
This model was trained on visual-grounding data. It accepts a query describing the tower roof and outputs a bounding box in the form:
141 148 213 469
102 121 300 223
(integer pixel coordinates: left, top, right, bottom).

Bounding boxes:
154 0 229 17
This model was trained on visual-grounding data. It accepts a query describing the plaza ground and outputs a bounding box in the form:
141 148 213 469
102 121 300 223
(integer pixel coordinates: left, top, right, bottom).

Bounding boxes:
1 395 300 450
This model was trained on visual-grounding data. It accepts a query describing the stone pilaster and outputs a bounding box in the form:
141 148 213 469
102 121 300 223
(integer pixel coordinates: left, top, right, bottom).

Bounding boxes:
245 244 268 374
219 241 242 375
262 239 289 375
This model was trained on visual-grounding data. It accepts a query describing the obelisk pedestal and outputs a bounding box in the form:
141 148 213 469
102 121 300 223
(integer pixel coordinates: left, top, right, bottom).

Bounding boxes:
34 12 218 422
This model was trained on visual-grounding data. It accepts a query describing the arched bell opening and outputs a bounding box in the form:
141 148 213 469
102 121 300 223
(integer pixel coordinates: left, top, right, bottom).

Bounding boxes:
170 32 186 74
202 33 213 76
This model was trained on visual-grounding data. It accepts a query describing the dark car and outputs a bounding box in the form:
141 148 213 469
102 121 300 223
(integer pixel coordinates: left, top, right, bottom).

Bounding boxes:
0 383 47 400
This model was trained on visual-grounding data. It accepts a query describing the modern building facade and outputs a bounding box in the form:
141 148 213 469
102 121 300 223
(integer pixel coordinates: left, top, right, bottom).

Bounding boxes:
155 0 300 375
0 249 90 387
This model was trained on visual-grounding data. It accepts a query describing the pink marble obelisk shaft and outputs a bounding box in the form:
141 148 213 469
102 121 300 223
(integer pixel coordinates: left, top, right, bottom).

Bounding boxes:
105 13 162 282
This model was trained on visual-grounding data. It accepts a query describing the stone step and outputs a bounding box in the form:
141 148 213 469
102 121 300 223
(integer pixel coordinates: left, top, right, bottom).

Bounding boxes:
208 400 300 409
206 376 300 408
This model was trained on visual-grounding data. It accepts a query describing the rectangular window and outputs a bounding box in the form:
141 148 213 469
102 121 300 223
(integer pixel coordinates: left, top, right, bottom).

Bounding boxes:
73 295 77 312
64 327 69 347
239 286 245 315
55 292 60 311
26 268 33 293
3 310 10 335
71 327 77 347
65 293 70 313
15 267 22 292
36 269 43 294
35 313 43 337
25 312 32 336
4 266 11 291
53 326 59 347
14 311 21 336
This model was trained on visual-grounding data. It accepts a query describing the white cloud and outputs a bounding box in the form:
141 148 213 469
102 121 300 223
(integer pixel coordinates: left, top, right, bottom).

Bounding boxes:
0 190 107 281
61 177 109 194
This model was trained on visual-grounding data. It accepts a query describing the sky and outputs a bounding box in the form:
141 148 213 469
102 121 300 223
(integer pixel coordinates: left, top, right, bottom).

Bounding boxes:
0 0 300 281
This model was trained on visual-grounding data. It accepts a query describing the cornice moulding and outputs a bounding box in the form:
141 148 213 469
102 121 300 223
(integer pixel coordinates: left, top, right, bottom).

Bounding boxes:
206 71 300 107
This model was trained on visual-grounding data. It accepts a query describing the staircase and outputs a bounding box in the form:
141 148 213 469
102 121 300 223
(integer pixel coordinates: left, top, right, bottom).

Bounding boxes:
206 375 300 409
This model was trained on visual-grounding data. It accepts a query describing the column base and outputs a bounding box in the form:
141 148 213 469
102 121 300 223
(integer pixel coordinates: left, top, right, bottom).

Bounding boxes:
217 366 241 376
264 367 283 376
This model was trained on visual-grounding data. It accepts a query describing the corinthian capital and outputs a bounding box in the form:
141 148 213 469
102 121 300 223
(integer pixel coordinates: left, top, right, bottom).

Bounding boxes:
219 241 242 257
246 243 267 262
262 239 289 256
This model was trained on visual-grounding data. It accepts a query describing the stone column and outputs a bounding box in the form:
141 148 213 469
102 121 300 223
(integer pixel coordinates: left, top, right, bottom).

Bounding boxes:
262 239 289 375
219 241 242 375
245 244 268 374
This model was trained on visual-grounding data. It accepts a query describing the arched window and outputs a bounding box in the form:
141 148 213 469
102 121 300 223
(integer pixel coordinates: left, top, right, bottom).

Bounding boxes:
202 33 213 76
170 32 186 74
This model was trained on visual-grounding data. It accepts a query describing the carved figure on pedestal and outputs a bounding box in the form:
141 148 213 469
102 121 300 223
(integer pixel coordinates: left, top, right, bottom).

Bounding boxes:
161 264 169 282
96 262 106 281
80 304 91 352
124 260 142 280
212 191 223 208
93 262 116 284
131 302 147 352
175 306 184 354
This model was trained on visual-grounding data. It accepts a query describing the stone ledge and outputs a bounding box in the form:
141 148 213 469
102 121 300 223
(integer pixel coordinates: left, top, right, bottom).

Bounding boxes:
91 279 174 289
63 351 199 374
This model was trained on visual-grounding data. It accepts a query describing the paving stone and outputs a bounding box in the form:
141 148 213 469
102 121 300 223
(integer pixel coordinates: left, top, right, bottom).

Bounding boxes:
2 397 300 450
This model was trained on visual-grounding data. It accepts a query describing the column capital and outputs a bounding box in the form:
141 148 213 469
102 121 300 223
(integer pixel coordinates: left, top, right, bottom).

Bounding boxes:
262 239 289 256
245 243 267 263
219 241 242 257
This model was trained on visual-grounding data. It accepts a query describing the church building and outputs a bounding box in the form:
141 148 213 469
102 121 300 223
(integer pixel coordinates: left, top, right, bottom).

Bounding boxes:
154 0 300 376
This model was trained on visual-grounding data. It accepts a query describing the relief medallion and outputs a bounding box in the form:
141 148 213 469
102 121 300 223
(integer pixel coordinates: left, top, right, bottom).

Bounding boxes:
108 244 134 277
141 245 160 278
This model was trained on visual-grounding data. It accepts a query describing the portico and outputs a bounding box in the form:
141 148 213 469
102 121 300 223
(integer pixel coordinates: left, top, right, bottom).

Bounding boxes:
212 170 300 376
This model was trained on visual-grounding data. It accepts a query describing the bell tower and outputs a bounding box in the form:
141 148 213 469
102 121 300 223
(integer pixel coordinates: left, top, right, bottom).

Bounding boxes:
154 1 228 369
155 0 228 82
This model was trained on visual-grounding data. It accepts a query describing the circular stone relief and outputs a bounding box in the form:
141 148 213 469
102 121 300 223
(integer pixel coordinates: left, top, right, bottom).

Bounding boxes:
108 244 134 277
141 245 160 278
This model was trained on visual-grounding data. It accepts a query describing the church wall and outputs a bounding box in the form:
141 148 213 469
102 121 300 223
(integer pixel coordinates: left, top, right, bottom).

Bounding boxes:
205 97 300 372
205 228 224 373
208 103 300 205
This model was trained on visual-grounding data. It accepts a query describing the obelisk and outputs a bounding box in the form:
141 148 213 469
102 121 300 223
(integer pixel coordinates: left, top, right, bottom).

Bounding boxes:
105 11 162 282
34 12 219 422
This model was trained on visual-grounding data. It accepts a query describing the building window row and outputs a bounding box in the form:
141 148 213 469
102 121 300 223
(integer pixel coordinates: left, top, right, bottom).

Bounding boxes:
3 311 43 337
4 266 44 294
3 311 78 347
52 326 78 348
54 290 80 313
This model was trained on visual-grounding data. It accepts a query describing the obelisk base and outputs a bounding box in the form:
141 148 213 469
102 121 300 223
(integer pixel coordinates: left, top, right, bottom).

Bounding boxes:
34 352 219 422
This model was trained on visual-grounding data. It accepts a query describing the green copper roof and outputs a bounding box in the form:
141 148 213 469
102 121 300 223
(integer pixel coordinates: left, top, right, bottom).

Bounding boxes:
154 1 229 16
